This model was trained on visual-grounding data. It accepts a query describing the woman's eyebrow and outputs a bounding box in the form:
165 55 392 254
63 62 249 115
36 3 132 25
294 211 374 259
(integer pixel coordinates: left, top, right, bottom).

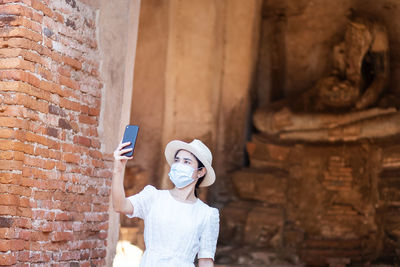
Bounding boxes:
175 156 192 162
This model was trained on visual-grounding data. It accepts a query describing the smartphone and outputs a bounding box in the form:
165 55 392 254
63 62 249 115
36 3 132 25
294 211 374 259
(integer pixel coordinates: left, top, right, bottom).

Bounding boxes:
122 125 139 157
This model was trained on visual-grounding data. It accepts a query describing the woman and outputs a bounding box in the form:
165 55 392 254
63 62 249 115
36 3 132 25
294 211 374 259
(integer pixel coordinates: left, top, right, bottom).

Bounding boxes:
112 139 220 267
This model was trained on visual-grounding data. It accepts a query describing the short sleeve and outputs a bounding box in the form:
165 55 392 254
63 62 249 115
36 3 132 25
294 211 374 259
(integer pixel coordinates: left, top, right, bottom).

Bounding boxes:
126 185 157 219
198 208 220 260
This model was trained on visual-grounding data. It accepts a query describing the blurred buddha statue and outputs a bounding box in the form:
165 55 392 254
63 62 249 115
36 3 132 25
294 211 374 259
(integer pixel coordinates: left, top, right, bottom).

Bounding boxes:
253 16 400 142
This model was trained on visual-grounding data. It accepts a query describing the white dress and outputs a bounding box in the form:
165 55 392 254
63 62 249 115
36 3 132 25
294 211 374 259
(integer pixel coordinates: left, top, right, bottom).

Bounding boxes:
126 185 220 267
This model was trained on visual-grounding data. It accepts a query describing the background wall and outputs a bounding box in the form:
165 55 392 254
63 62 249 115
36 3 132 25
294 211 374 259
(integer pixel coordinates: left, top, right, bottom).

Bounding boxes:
119 0 262 251
124 0 262 202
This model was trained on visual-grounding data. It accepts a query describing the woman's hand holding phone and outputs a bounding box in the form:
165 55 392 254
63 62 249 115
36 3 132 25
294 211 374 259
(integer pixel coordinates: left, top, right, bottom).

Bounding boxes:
114 141 134 160
113 125 139 172
113 141 133 172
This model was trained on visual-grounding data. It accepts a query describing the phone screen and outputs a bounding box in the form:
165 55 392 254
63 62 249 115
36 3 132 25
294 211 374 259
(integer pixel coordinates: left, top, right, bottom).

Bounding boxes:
122 125 139 157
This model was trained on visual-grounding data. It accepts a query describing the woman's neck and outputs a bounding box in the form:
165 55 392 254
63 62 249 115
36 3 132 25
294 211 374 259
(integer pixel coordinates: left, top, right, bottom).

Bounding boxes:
170 185 197 203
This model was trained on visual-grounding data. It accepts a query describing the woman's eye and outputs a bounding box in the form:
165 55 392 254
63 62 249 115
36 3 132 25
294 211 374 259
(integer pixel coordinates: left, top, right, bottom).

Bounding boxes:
174 158 179 162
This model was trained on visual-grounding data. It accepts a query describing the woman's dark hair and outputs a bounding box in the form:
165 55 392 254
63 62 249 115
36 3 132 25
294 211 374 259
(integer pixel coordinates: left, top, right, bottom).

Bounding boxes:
174 150 206 198
194 159 205 198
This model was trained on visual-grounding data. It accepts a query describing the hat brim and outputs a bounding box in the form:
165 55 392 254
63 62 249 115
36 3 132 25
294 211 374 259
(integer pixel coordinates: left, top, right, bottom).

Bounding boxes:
165 140 215 187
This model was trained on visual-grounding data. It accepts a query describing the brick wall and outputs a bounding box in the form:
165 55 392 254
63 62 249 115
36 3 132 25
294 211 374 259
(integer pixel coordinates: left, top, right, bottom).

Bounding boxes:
0 0 113 265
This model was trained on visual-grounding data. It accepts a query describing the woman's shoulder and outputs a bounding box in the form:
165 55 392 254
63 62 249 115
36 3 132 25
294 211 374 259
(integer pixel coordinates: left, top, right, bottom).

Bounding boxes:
197 199 219 215
134 185 160 198
142 184 158 191
139 184 159 194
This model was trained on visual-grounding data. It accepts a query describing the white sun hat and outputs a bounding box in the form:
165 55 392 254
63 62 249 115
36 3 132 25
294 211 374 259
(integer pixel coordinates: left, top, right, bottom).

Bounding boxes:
164 139 216 187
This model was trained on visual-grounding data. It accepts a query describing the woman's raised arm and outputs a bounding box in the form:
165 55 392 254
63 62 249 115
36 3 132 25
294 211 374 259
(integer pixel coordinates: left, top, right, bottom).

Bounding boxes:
112 141 134 215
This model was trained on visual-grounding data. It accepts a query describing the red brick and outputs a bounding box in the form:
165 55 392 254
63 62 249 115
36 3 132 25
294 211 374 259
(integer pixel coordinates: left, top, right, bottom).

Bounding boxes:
90 258 106 266
16 229 31 241
62 153 80 164
0 58 35 72
0 81 51 102
32 210 55 221
0 239 25 251
2 2 43 20
54 11 64 24
54 212 72 221
31 0 54 18
66 184 86 194
0 117 29 129
88 107 100 116
0 217 14 228
78 114 97 125
23 155 55 170
90 248 106 258
0 251 17 265
84 213 108 222
73 135 91 147
80 105 89 114
88 149 102 159
12 218 31 229
62 55 82 70
59 98 81 112
91 139 101 149
0 184 31 198
0 69 39 87
0 160 23 171
0 206 17 216
59 75 79 90
16 207 32 218
0 151 23 161
0 173 20 184
0 228 16 239
59 250 80 261
57 66 71 77
0 27 42 42
0 194 19 206
37 65 53 81
6 16 42 34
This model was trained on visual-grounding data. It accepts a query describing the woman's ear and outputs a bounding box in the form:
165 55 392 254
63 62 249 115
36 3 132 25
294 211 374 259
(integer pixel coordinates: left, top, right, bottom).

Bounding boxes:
197 167 206 178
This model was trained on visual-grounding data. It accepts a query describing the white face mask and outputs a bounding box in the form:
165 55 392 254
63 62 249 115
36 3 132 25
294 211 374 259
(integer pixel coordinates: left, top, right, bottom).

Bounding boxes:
168 163 196 188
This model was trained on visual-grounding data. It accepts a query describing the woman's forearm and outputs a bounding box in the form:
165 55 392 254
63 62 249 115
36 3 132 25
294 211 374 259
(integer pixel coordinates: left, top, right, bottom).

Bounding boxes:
111 142 134 215
198 258 214 267
112 162 128 212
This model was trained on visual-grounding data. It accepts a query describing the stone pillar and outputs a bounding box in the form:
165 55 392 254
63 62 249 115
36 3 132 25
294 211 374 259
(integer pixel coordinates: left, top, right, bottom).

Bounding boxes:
160 0 227 188
98 0 141 265
159 0 263 193
215 0 263 199
128 0 169 188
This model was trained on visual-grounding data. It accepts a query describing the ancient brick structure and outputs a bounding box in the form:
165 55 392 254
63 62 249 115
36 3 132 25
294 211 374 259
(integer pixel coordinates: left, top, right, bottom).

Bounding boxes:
220 137 400 265
0 0 113 265
1 0 400 266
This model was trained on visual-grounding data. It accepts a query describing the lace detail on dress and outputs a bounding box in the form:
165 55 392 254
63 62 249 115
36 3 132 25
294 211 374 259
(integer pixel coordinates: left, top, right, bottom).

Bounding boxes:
198 208 220 260
126 185 157 219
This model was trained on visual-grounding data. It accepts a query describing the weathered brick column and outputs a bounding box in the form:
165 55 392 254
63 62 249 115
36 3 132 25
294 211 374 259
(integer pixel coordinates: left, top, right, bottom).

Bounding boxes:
0 0 113 265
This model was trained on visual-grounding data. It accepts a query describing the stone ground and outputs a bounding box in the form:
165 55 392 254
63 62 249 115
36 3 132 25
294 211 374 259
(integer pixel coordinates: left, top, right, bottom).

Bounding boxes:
113 241 398 266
